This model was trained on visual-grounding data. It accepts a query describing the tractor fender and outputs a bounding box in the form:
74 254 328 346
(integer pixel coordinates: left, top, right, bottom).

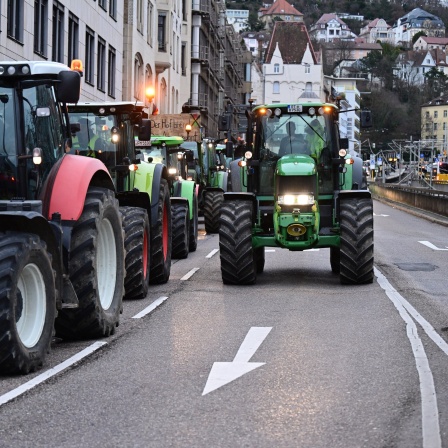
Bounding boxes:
133 162 168 228
47 154 115 221
174 180 197 221
223 192 257 223
229 159 243 192
214 171 228 192
351 157 364 190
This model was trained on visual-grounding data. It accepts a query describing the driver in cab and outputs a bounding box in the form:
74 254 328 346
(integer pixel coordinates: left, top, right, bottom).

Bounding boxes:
278 122 310 157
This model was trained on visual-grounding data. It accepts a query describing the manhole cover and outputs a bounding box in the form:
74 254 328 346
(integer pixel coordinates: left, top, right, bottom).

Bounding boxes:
394 263 438 272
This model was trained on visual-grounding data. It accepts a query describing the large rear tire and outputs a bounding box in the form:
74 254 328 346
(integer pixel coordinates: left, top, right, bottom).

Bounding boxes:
55 187 125 339
204 190 223 234
120 207 151 300
219 200 256 285
330 247 340 274
189 192 199 252
0 233 56 374
149 179 172 284
171 202 190 259
339 197 374 284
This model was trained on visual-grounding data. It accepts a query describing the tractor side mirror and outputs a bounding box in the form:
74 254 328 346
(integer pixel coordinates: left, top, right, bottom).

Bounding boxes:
225 141 233 158
138 119 151 141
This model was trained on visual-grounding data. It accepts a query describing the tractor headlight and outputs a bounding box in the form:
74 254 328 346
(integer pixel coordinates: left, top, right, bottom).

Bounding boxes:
277 194 314 205
244 151 253 159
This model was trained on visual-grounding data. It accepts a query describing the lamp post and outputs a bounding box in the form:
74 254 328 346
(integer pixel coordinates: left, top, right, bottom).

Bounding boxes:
185 124 192 140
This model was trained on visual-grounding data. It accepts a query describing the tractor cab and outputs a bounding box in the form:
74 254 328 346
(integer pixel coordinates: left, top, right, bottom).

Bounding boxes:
0 61 80 202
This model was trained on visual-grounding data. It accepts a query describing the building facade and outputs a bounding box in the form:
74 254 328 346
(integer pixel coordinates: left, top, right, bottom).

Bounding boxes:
0 0 124 102
262 21 324 104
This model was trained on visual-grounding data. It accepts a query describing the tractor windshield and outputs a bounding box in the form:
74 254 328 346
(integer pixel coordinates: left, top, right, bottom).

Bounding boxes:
0 83 66 200
259 113 331 159
254 106 337 196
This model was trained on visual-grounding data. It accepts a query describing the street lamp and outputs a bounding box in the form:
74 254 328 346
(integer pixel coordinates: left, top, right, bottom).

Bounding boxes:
145 86 156 114
185 124 192 140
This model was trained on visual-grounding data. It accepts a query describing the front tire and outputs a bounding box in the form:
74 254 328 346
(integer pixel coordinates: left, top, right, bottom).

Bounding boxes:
55 187 125 339
120 207 151 300
149 179 172 284
189 192 199 252
0 233 56 374
339 197 374 284
204 190 223 234
219 200 256 285
171 202 190 259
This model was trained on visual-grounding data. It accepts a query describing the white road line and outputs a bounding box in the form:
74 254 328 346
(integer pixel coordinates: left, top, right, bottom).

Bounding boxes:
265 249 276 252
181 268 200 280
0 342 107 407
419 241 448 251
375 267 441 448
206 249 219 258
132 296 168 319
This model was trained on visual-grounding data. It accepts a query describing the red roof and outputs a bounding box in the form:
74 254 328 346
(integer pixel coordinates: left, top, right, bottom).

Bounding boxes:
263 0 303 17
265 21 316 64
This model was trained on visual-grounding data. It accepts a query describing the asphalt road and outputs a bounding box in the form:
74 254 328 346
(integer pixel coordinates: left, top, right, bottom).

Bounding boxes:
0 199 447 448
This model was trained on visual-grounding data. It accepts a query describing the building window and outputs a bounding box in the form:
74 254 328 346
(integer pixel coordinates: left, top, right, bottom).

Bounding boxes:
137 0 143 33
8 0 24 42
85 27 95 85
34 0 48 57
434 123 438 131
99 0 107 11
274 63 279 73
97 37 106 92
180 42 186 76
273 81 280 94
68 13 79 66
434 111 438 118
109 0 117 20
52 1 64 63
443 122 446 130
444 110 447 118
305 64 310 74
134 54 144 100
158 13 167 52
147 1 153 46
108 46 116 98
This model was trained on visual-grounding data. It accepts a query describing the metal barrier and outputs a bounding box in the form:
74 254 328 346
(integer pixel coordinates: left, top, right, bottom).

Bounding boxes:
369 183 448 218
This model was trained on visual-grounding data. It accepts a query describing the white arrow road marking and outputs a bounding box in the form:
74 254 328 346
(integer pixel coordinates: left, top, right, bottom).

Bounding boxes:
373 213 389 217
202 327 272 396
419 241 448 251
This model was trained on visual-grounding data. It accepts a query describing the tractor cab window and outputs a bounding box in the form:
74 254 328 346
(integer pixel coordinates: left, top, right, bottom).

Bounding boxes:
68 112 116 169
0 83 66 200
257 111 334 196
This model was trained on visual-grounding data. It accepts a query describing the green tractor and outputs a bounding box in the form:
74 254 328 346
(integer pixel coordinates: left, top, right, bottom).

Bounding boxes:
180 139 230 234
219 102 373 285
68 102 172 298
139 136 198 259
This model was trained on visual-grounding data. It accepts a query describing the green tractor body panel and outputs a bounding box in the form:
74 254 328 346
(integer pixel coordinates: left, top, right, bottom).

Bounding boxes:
174 179 197 220
276 155 317 176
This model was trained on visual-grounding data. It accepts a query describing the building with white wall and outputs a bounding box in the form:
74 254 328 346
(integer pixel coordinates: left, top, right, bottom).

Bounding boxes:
263 21 324 104
226 9 249 33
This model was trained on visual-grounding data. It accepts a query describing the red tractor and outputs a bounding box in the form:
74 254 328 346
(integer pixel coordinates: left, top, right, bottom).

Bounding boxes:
0 61 125 374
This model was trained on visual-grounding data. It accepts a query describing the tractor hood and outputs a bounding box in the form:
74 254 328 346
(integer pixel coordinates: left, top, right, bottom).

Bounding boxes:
276 154 316 176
